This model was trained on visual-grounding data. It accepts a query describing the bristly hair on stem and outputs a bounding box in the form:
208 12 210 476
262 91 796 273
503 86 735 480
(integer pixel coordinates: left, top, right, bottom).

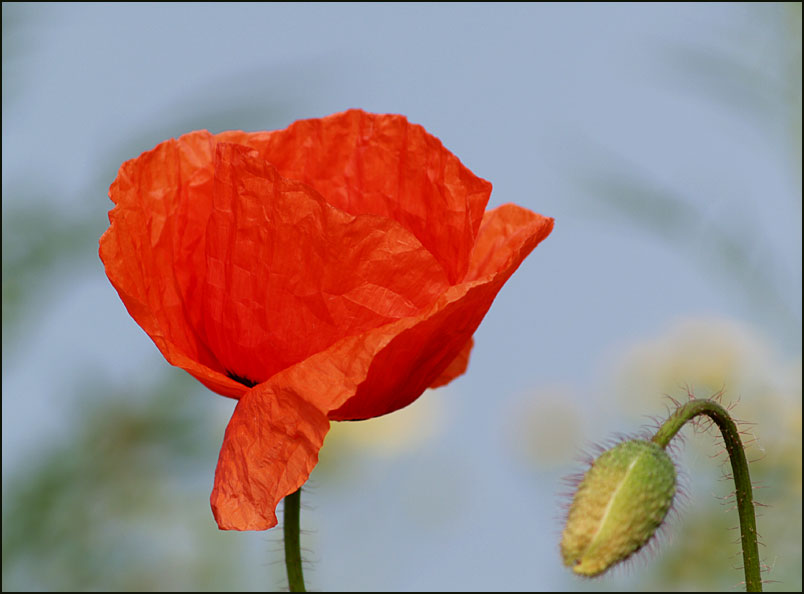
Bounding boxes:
651 397 763 592
284 487 306 592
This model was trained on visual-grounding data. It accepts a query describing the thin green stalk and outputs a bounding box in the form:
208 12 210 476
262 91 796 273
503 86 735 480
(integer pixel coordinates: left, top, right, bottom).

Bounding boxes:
284 488 306 592
652 399 762 592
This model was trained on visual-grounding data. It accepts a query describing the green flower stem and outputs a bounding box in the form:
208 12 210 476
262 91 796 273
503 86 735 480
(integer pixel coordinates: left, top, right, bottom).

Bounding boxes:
284 488 306 592
651 399 762 592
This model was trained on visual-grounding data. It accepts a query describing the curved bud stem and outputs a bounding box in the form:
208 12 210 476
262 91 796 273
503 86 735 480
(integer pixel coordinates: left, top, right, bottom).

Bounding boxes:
652 399 762 592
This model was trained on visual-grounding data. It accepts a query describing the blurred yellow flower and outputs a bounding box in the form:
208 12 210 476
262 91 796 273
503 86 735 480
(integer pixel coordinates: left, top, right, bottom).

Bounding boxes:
612 317 783 414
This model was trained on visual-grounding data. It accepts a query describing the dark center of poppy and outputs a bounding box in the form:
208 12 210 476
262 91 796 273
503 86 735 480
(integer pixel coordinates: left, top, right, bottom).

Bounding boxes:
226 370 257 388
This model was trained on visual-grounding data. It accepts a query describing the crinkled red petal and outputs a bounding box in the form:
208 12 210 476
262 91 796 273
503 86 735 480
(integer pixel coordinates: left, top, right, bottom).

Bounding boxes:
211 205 553 529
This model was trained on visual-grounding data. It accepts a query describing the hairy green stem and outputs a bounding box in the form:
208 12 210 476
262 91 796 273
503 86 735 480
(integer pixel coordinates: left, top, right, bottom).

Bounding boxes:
284 488 306 592
652 399 762 592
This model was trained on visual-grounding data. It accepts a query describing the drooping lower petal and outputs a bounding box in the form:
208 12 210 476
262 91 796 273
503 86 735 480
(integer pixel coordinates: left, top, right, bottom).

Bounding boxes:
210 382 330 530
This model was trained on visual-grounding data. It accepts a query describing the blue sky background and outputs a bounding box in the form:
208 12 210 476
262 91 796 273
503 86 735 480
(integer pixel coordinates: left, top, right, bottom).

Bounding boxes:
3 3 801 591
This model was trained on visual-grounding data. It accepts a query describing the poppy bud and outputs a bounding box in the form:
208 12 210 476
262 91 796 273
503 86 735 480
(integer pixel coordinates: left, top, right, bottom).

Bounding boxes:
561 439 676 577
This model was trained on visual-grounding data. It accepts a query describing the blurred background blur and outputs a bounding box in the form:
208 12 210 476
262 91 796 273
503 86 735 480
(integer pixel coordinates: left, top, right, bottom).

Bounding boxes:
2 2 800 591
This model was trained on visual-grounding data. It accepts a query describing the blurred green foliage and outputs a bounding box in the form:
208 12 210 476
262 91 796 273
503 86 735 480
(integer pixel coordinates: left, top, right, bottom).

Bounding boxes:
2 372 280 591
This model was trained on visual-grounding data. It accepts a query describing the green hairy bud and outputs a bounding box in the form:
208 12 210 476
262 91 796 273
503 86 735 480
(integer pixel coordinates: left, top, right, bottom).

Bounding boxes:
561 439 676 577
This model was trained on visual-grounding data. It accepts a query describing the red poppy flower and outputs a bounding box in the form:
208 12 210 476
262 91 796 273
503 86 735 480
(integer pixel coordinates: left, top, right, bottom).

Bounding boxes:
100 109 554 530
